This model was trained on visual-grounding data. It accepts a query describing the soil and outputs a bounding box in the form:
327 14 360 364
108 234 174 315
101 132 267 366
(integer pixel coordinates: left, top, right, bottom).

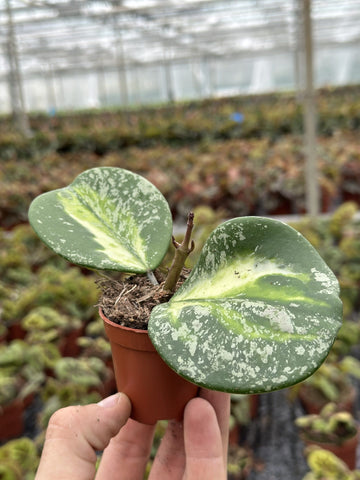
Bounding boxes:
97 269 190 330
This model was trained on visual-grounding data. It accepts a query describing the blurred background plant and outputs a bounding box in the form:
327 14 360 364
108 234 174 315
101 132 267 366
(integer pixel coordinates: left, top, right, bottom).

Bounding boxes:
295 402 358 445
0 85 359 477
0 437 39 480
302 447 360 480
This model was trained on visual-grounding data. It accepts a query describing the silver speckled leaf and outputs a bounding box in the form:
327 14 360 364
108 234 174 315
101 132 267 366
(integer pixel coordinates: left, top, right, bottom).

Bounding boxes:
149 217 342 393
28 167 172 273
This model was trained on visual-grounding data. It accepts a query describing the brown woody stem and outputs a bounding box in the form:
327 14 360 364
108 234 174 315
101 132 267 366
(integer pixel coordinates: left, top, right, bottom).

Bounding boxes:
163 212 195 293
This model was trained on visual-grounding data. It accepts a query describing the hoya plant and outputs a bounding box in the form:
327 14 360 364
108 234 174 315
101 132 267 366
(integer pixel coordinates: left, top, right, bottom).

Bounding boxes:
303 447 360 480
28 167 342 394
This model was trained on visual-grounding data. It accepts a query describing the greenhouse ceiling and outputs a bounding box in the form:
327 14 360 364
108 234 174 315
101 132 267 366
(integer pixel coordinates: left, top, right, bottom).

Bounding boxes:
1 0 360 79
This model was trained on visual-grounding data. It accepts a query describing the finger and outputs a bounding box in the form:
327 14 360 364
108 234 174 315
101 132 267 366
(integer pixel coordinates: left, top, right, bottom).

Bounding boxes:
183 397 227 480
199 389 230 462
96 418 156 480
35 393 131 480
147 420 185 480
149 390 230 480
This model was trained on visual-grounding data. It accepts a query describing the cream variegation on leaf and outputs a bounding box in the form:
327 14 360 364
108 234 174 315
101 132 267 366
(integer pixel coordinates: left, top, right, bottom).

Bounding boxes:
28 167 173 273
29 168 342 394
148 217 342 393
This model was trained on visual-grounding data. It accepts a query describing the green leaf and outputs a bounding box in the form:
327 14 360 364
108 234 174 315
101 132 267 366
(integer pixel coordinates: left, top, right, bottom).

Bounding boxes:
307 448 349 477
149 217 342 393
28 167 172 273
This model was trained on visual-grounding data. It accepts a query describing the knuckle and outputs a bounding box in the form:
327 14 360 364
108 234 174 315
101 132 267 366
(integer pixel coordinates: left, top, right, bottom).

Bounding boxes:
46 406 82 438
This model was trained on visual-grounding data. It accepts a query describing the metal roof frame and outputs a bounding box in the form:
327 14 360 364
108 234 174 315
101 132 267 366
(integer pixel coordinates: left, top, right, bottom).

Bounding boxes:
1 0 360 81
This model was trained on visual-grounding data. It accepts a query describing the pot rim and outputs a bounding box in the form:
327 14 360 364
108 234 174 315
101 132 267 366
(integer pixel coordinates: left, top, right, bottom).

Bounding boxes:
301 425 360 447
99 307 156 352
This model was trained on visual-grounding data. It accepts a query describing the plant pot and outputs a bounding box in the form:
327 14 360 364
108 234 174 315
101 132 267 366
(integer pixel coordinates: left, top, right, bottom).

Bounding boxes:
298 383 356 414
7 322 26 341
100 309 199 424
249 394 259 419
0 400 25 440
302 428 360 470
229 423 241 445
59 326 85 357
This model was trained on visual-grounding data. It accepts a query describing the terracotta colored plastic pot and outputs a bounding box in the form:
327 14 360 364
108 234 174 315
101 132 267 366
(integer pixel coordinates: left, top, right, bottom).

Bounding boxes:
0 400 25 440
7 322 26 341
100 309 199 424
299 383 356 414
59 325 85 357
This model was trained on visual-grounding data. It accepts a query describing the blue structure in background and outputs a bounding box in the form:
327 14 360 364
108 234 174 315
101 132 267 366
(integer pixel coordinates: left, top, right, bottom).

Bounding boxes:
230 112 244 124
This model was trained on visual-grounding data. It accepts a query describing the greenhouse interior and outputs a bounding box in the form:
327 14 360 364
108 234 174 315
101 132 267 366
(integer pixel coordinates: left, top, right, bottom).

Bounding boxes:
1 0 360 478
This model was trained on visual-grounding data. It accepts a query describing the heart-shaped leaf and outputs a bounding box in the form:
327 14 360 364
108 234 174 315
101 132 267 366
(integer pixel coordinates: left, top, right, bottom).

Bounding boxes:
149 217 342 393
28 167 172 273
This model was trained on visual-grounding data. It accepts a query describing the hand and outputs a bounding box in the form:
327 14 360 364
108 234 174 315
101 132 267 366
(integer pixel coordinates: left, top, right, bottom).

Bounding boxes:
35 389 230 480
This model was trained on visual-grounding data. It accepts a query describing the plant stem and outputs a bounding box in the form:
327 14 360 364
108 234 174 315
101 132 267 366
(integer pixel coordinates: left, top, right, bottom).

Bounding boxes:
163 212 195 293
147 270 159 285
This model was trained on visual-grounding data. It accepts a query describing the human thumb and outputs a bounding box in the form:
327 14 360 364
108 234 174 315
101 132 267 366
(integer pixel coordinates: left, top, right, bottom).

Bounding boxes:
35 392 131 480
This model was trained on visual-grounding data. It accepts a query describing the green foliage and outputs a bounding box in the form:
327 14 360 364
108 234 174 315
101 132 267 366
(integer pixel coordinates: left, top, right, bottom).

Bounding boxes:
35 265 99 319
0 340 46 405
150 216 342 392
53 356 109 388
26 342 62 371
299 355 360 408
333 317 360 356
0 224 67 283
0 340 27 369
38 377 101 430
77 335 112 362
227 445 254 479
21 306 81 350
0 369 43 406
77 318 112 361
0 377 19 405
1 89 357 471
1 265 98 326
84 317 106 337
0 437 39 479
22 306 68 332
0 463 22 480
291 203 360 318
29 167 173 273
329 202 358 239
295 403 358 445
230 395 253 427
28 167 342 394
303 447 360 480
2 86 360 228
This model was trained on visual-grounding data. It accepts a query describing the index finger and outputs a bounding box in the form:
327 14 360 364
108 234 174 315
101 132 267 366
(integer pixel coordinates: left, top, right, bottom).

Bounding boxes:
199 389 231 462
96 418 156 479
183 396 228 480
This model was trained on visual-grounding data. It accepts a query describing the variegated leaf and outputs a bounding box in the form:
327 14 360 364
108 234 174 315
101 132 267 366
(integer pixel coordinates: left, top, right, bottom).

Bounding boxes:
28 167 172 273
149 217 342 393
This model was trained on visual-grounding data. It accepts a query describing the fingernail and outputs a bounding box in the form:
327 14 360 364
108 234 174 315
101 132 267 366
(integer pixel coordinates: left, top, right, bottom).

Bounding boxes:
98 393 122 408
